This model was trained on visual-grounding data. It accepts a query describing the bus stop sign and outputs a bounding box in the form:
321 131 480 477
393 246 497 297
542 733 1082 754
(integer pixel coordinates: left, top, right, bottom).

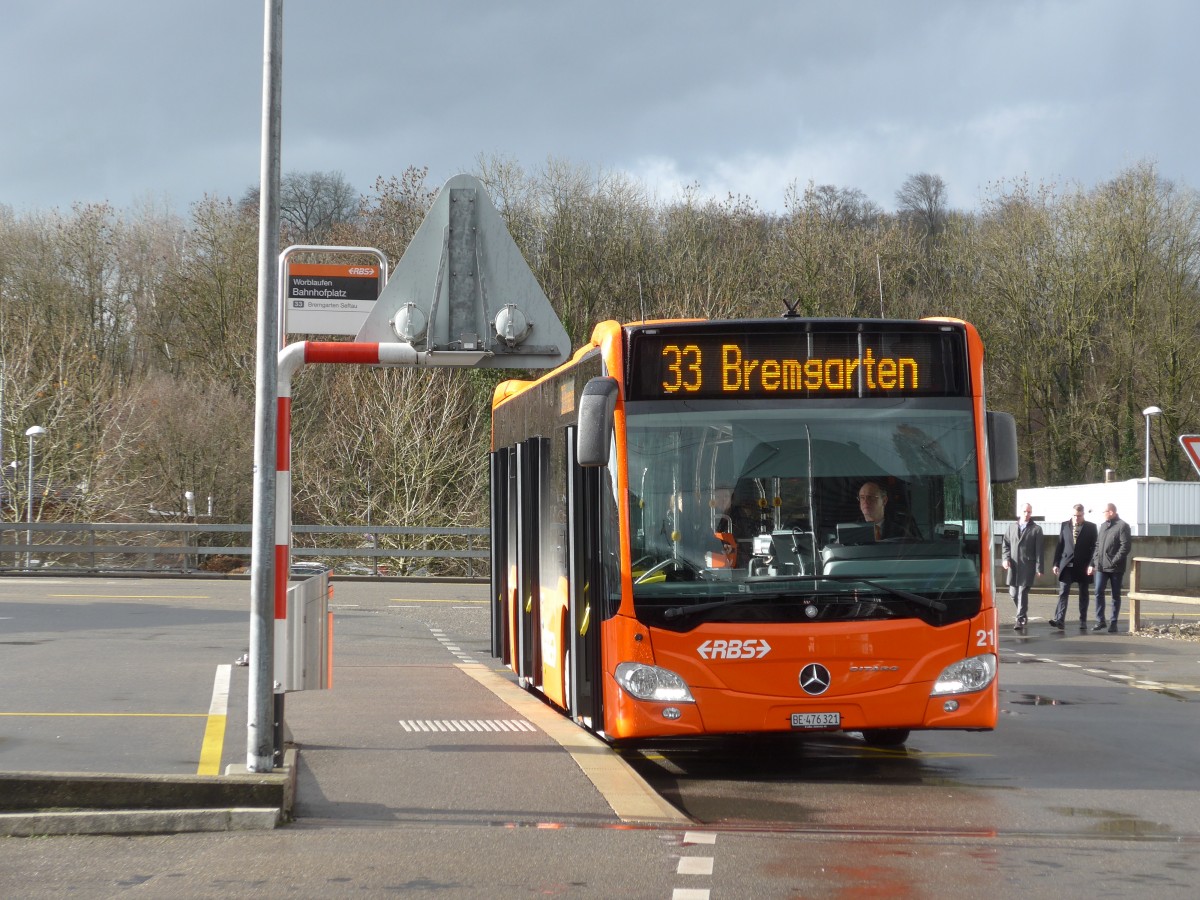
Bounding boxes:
1180 435 1200 477
287 262 381 335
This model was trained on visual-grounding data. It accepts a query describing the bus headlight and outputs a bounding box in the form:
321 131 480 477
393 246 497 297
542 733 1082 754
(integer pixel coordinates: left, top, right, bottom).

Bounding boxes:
614 662 695 703
931 653 996 696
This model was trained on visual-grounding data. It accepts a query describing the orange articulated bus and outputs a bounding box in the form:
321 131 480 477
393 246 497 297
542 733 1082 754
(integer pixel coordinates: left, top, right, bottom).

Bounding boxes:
490 316 1018 747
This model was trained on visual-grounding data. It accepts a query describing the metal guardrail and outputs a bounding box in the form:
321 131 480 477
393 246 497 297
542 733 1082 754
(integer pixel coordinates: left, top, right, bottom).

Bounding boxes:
0 522 488 578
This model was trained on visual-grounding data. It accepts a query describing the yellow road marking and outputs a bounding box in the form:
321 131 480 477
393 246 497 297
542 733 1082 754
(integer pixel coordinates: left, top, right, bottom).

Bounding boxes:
197 664 232 776
858 747 992 759
4 665 233 776
48 594 211 600
0 712 205 717
390 598 486 604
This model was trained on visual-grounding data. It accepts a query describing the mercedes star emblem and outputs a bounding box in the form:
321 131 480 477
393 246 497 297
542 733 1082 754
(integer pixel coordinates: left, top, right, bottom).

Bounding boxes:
799 663 832 695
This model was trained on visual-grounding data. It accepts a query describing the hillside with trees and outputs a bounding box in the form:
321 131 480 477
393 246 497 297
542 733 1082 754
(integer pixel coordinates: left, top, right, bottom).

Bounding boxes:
2 159 1198 559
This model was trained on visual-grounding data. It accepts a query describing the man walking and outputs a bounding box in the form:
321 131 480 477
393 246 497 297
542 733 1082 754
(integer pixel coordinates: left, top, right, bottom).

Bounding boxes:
1002 503 1044 632
1050 504 1098 632
1088 503 1133 633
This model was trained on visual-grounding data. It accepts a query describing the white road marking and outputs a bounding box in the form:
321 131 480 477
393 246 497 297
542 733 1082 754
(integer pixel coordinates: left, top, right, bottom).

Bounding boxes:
677 857 714 876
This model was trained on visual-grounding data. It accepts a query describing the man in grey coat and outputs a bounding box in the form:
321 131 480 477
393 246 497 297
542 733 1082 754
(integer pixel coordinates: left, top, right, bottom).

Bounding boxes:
1088 503 1133 633
1002 503 1044 632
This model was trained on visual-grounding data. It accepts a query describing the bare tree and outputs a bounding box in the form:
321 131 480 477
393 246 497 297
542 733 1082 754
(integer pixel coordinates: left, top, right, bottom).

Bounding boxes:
654 187 771 321
773 181 900 318
291 366 491 575
118 374 255 521
791 182 882 230
240 170 360 245
896 173 949 241
343 167 436 265
156 197 258 393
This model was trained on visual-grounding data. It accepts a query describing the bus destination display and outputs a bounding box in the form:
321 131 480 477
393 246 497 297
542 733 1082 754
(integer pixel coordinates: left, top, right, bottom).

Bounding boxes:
627 328 967 400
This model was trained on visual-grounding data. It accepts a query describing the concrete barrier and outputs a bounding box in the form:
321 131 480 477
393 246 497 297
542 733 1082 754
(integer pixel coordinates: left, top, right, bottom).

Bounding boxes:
0 749 297 837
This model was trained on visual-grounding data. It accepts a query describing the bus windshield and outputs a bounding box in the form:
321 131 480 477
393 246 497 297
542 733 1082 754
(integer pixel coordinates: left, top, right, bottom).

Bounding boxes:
624 400 983 630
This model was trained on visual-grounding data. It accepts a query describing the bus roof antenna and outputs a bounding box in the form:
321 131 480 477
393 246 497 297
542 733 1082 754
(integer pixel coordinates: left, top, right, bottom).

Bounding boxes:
782 298 803 318
876 253 885 317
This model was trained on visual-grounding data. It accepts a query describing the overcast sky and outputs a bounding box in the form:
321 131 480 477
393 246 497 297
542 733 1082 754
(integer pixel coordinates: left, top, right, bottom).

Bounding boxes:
3 0 1197 217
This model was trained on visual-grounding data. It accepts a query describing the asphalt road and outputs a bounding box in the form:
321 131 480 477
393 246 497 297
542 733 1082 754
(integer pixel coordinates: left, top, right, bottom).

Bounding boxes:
1 576 1198 898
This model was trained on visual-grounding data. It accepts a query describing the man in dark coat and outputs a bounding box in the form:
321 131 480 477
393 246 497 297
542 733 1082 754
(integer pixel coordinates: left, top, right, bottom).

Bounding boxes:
1002 502 1044 631
1088 502 1133 633
1049 503 1098 631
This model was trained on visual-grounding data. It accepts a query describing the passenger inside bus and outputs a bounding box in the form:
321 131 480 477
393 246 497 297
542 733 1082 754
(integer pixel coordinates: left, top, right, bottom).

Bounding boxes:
699 483 733 567
650 481 750 570
687 482 742 568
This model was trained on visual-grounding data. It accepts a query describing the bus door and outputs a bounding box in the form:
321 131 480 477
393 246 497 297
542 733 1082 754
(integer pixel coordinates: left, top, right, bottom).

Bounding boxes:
566 426 602 729
489 448 510 661
515 439 544 687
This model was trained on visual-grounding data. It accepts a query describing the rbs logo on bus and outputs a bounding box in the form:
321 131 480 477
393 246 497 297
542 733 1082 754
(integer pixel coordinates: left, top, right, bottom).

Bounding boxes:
697 638 772 660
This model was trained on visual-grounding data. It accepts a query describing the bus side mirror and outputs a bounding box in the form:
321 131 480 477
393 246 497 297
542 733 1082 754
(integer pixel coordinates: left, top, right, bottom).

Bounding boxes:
577 377 619 467
987 411 1018 483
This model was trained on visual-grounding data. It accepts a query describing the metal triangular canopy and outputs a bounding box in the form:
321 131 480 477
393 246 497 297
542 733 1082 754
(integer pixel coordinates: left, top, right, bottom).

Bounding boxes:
354 173 571 369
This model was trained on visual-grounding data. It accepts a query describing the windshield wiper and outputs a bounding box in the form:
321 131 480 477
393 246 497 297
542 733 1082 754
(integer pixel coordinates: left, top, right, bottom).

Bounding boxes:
663 591 786 620
815 575 947 612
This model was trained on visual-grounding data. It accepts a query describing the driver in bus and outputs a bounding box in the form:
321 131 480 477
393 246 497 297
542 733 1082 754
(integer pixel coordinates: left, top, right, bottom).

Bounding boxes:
857 480 919 541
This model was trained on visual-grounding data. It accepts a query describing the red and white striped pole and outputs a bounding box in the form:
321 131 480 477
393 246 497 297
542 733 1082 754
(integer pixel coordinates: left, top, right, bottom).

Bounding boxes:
273 342 418 688
273 359 293 689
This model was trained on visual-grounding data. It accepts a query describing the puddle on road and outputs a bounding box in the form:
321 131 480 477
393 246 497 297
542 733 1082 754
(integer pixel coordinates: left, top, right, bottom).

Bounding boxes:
1005 692 1074 706
1049 806 1174 838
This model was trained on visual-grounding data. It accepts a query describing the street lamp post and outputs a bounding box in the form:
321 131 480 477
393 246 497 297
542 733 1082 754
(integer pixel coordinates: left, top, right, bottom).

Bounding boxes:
365 470 377 577
24 425 46 569
1142 406 1162 537
3 460 15 567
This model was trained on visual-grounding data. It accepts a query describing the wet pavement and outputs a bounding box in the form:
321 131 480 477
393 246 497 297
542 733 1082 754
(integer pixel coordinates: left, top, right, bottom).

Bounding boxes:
2 577 1199 897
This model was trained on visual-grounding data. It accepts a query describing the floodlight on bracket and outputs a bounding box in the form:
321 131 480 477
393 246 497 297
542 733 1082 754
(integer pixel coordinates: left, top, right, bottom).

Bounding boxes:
391 303 428 344
494 304 531 348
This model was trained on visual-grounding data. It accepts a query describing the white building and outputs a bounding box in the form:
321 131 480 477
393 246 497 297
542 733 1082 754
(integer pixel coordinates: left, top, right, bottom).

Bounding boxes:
1015 479 1200 537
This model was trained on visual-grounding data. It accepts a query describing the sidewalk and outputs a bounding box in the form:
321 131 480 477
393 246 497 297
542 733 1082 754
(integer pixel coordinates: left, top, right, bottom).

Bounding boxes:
282 659 684 828
2 657 682 837
998 588 1200 698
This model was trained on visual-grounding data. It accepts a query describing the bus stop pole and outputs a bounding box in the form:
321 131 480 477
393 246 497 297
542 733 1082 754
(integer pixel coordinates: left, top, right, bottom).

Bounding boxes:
247 0 283 773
